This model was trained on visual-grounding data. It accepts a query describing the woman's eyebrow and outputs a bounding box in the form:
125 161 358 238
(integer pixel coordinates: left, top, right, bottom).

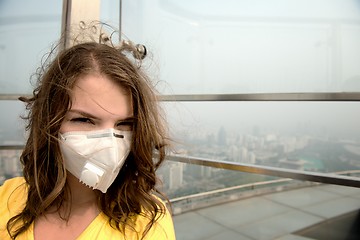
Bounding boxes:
69 109 136 122
67 109 100 120
118 117 136 123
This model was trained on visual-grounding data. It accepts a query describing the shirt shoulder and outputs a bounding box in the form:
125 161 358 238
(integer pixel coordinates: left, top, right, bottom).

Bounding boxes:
0 177 28 240
0 177 26 197
134 197 176 240
0 177 27 213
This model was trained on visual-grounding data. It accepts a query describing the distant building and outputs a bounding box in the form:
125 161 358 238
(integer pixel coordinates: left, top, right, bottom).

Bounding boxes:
0 149 22 181
240 146 248 163
217 126 227 146
248 151 256 164
228 145 241 162
201 165 213 178
169 162 184 190
279 158 306 171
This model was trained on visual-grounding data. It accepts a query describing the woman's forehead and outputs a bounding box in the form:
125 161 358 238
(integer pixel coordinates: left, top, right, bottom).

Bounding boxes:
69 74 133 118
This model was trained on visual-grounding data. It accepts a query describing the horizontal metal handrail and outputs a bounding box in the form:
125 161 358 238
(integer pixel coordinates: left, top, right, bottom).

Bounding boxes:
160 92 360 102
0 94 29 101
2 146 360 188
2 92 360 101
170 178 293 203
170 169 360 203
0 145 24 150
166 155 360 188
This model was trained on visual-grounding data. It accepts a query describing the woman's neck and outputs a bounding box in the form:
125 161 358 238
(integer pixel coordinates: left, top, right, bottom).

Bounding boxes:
66 173 98 207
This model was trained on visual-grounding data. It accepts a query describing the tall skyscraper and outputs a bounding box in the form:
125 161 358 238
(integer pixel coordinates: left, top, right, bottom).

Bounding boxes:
169 162 184 190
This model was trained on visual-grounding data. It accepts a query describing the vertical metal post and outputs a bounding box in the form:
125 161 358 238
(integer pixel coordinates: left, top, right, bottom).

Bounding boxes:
61 0 72 50
61 0 101 49
119 0 122 42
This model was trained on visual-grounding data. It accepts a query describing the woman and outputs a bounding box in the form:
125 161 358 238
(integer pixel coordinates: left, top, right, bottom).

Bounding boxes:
0 40 175 239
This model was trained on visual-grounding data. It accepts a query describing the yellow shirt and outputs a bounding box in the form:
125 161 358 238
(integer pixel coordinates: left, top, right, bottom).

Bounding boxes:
0 177 176 240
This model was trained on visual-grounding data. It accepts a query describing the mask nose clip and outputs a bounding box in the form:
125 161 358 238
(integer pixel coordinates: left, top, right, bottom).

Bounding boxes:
113 132 124 138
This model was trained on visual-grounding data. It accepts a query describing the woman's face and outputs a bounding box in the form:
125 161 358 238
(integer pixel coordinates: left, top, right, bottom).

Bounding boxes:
60 74 134 134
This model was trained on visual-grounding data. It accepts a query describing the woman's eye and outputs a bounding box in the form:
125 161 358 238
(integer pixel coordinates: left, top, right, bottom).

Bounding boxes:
70 117 94 124
116 121 133 131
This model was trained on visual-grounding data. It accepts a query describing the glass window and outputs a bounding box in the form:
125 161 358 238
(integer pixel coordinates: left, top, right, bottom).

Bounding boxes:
0 101 26 145
119 0 360 182
100 0 120 28
0 0 62 94
122 0 360 94
0 0 62 152
164 101 360 176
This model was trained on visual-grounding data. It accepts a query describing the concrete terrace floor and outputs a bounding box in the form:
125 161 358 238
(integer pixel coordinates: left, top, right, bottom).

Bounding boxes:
172 184 360 240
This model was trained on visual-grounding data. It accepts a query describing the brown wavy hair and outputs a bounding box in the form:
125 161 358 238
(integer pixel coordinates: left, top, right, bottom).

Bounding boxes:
7 41 169 239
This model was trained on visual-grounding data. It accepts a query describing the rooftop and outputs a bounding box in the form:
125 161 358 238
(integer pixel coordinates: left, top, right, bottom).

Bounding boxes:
173 184 360 240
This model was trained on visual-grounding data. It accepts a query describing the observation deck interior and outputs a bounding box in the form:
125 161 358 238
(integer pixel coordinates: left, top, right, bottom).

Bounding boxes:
1 1 360 239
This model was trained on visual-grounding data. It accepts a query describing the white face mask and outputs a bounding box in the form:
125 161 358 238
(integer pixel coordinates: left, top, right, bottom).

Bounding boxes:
59 128 132 193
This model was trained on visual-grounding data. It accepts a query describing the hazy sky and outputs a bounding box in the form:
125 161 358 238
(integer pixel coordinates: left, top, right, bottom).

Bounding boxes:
1 0 360 144
125 0 360 140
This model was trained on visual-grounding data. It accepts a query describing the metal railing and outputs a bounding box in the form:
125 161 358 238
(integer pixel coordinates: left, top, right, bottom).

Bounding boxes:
160 92 360 102
3 92 360 102
3 145 360 188
166 155 360 188
170 178 294 203
2 91 360 188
